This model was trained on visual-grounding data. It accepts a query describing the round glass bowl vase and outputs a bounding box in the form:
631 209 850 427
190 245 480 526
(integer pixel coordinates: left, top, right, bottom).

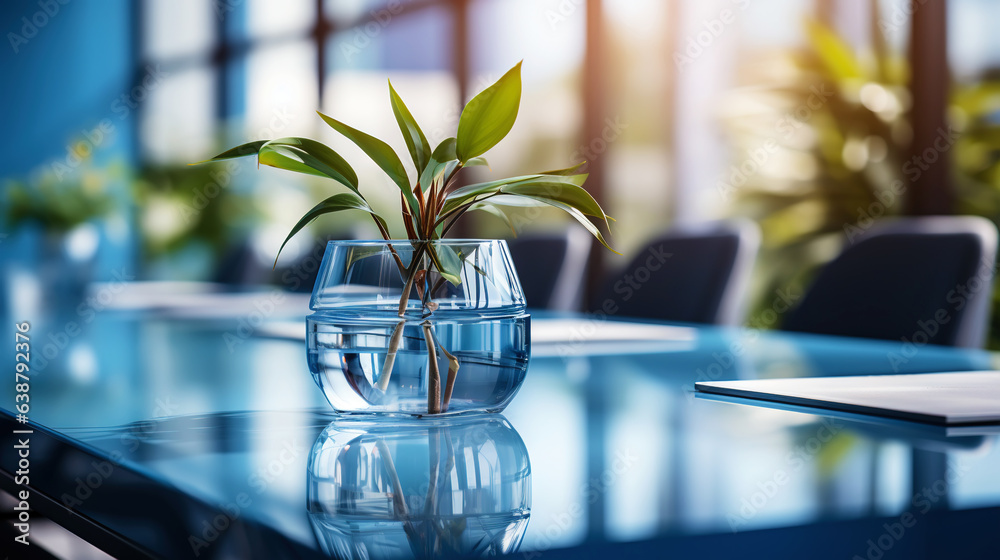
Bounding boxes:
307 415 531 559
307 240 530 416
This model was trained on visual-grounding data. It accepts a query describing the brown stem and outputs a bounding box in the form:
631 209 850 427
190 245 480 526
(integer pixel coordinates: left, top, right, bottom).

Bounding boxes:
377 244 429 392
422 320 441 414
433 201 472 229
423 187 436 238
356 189 404 273
427 322 460 412
396 262 417 317
438 339 459 412
386 244 406 277
377 319 405 392
441 162 464 196
401 192 418 239
370 211 389 238
371 218 405 275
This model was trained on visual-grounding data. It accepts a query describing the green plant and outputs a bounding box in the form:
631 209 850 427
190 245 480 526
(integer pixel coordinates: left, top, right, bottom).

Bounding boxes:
5 165 117 233
133 163 259 266
196 61 615 413
721 17 909 321
723 15 1000 346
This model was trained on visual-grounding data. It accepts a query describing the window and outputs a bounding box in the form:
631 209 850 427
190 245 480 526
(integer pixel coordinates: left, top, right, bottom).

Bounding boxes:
137 0 618 236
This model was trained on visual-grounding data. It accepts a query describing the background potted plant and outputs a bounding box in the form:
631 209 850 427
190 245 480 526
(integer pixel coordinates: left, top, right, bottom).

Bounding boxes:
723 18 1000 347
132 162 261 281
4 161 119 310
197 61 615 415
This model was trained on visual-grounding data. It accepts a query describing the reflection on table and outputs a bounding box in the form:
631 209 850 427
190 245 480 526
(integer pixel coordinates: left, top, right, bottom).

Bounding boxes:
3 300 1000 558
308 414 530 559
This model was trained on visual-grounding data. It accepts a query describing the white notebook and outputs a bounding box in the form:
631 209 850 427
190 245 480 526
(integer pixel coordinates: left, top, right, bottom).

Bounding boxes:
695 371 1000 426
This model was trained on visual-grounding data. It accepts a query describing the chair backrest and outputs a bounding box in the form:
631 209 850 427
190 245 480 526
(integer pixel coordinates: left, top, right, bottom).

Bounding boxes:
592 220 760 325
782 216 998 348
507 228 592 311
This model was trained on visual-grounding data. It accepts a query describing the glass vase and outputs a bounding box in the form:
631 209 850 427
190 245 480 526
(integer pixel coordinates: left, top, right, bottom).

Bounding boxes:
307 240 530 416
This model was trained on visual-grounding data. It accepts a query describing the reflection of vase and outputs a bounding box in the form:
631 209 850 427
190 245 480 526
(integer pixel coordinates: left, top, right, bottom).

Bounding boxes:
307 414 531 560
307 240 531 415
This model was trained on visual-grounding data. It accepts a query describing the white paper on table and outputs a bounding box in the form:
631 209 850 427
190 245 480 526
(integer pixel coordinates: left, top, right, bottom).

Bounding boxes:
697 371 1000 425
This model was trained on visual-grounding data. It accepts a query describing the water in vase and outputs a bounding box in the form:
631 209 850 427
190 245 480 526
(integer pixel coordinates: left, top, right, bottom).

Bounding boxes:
307 313 530 415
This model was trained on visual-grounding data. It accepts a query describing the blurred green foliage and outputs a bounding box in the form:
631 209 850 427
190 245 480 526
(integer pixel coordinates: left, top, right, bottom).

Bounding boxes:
724 16 1000 346
5 164 118 232
132 162 259 261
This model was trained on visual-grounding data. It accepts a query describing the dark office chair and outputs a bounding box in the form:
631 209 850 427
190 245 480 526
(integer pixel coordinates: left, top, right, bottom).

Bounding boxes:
507 228 592 311
782 216 998 348
592 220 760 325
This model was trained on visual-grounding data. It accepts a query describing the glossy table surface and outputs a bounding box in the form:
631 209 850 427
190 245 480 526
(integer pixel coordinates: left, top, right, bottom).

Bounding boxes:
3 294 1000 559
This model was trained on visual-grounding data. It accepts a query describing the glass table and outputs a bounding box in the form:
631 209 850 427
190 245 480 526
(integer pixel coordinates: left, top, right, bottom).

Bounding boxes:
3 303 1000 559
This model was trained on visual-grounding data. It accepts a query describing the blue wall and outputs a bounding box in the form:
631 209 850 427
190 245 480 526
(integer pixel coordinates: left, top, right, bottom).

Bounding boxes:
0 0 136 178
1 0 136 282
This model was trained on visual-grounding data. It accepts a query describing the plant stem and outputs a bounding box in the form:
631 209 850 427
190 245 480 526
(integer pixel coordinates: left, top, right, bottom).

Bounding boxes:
422 320 441 414
438 339 459 412
375 242 455 415
427 323 461 412
377 319 405 392
377 244 427 392
397 260 419 317
401 192 418 239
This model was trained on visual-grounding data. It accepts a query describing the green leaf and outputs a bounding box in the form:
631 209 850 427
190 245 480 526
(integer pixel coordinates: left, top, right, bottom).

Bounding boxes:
468 202 517 236
388 80 431 172
500 179 609 227
444 175 543 205
460 244 491 281
316 110 419 216
441 173 588 215
192 140 269 164
498 195 619 254
538 161 586 176
465 157 490 168
274 193 384 267
483 195 549 207
258 137 359 191
804 19 861 81
419 137 457 190
456 61 522 162
344 244 389 271
257 149 328 178
431 156 487 186
426 242 464 286
432 160 460 185
448 172 587 200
